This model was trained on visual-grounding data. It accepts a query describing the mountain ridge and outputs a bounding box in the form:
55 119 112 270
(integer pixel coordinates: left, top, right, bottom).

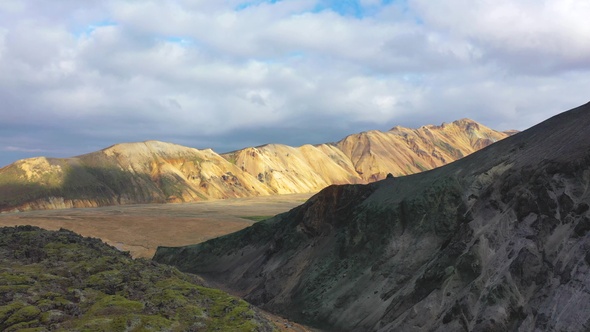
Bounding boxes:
154 102 590 331
0 118 511 212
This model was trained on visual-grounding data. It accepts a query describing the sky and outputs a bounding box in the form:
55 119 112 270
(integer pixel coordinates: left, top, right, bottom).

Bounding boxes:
1 0 589 167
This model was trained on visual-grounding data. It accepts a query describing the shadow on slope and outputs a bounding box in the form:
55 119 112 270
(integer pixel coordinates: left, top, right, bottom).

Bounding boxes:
0 164 165 212
154 102 590 331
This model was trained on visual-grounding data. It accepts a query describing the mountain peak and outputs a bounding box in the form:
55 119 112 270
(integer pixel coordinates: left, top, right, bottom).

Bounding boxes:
95 140 201 160
450 117 479 127
0 118 511 212
390 118 481 132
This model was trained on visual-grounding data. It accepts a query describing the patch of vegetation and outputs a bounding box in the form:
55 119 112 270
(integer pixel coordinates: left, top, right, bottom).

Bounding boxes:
0 226 276 331
434 141 464 159
413 161 429 172
0 180 59 211
159 175 185 198
193 156 204 165
224 153 238 165
0 159 169 211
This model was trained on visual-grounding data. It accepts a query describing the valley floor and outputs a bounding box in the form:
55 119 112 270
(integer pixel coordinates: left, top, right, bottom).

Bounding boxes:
0 193 312 258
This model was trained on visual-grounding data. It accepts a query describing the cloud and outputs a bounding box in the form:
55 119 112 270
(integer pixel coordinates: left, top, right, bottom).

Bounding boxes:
0 0 589 166
411 0 590 73
3 146 47 153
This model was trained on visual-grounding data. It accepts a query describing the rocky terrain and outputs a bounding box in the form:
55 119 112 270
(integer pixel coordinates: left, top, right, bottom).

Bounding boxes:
0 225 276 331
154 102 590 331
0 119 510 212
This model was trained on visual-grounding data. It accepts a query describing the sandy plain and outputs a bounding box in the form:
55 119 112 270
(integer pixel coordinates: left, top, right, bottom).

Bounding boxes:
0 193 313 258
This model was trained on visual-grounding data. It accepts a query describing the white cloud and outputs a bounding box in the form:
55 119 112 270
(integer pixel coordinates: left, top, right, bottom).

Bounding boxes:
0 0 589 165
411 0 590 72
4 146 47 153
0 2 26 13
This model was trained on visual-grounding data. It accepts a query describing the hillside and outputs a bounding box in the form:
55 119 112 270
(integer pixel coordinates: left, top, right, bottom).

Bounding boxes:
0 119 510 212
0 141 273 212
222 118 509 191
154 102 590 331
0 225 275 331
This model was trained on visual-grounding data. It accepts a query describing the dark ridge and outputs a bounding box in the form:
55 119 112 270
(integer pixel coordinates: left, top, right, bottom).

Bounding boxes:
155 101 590 331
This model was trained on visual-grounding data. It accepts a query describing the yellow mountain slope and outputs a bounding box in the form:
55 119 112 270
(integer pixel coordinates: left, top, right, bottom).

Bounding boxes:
0 119 512 212
224 118 510 187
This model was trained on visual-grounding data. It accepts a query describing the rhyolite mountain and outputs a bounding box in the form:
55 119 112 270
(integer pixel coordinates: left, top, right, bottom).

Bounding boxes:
223 118 508 187
0 119 510 212
154 102 590 331
0 226 276 331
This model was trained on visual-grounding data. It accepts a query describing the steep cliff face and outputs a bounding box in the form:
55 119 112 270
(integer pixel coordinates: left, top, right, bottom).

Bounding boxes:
0 119 510 212
154 102 590 331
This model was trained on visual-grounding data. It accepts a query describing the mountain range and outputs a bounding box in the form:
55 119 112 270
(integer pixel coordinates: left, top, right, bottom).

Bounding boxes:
0 119 510 212
154 102 590 331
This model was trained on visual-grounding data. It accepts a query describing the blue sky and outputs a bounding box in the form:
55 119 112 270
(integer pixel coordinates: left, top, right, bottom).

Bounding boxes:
236 0 398 17
313 0 397 17
313 0 369 17
76 20 117 37
0 0 589 166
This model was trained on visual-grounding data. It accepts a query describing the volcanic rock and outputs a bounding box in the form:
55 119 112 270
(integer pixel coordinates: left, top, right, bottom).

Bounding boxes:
154 102 590 331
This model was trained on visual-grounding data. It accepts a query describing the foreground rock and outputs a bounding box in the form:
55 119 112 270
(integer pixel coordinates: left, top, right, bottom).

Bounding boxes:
154 102 590 331
0 226 275 331
0 119 510 212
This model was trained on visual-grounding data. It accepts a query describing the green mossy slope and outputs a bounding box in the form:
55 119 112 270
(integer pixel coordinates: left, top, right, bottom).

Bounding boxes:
0 225 275 332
